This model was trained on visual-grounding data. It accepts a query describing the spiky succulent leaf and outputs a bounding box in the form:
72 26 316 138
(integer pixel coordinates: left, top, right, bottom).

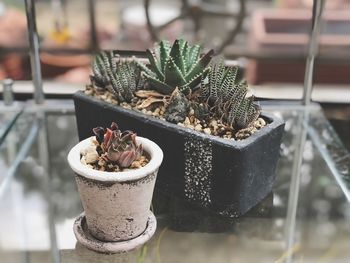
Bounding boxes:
135 59 157 78
185 49 214 82
182 66 211 93
221 67 238 100
92 56 104 81
227 84 248 121
159 40 171 71
146 49 164 80
169 39 185 74
188 45 201 67
178 38 187 51
126 63 136 90
143 72 173 94
181 40 189 70
234 96 260 128
164 57 187 88
118 64 133 101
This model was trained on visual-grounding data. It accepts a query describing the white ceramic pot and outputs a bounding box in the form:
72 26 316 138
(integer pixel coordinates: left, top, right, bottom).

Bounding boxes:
68 136 163 242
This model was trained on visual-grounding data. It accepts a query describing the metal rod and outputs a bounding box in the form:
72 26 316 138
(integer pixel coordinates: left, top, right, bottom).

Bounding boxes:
24 0 45 104
284 110 308 263
88 0 98 52
2 79 14 106
37 112 61 263
302 0 325 105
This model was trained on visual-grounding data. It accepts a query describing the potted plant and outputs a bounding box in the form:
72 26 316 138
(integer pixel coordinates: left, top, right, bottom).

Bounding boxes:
67 122 163 253
73 39 285 218
246 9 350 84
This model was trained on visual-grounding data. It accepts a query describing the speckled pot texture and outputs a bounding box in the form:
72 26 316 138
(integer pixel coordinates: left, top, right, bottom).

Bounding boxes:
73 91 285 218
68 136 163 243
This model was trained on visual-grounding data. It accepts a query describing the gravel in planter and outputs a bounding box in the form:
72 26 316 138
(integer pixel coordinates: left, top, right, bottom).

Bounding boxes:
84 85 267 140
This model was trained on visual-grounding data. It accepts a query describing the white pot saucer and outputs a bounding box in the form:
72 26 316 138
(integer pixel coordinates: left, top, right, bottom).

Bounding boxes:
73 211 157 254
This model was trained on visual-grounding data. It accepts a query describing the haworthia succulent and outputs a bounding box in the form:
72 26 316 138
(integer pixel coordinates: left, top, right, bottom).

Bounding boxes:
136 39 214 95
200 58 261 129
90 51 140 102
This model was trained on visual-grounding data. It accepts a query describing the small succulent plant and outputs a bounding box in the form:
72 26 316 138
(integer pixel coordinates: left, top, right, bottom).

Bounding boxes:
136 39 214 95
164 88 190 123
93 122 143 168
200 59 261 129
91 51 141 102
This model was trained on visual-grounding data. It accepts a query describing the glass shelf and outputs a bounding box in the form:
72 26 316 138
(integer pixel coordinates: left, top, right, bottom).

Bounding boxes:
0 100 349 263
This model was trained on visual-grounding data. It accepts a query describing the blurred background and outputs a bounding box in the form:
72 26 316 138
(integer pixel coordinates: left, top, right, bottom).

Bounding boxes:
0 0 350 148
0 2 350 261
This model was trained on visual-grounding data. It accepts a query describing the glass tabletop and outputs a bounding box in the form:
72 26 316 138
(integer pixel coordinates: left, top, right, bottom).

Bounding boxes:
0 100 349 263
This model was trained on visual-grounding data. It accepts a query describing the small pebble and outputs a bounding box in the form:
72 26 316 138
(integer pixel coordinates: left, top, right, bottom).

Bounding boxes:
80 145 96 156
85 89 93 95
258 118 266 126
122 104 131 109
194 124 202 131
98 159 106 167
203 128 211 135
130 160 141 169
80 157 87 165
85 151 99 164
210 120 218 127
184 117 191 126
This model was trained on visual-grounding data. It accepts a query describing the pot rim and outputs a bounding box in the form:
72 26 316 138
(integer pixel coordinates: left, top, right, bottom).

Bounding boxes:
67 136 163 182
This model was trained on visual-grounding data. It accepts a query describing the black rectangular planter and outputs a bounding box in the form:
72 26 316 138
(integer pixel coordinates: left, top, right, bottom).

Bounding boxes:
73 91 285 217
